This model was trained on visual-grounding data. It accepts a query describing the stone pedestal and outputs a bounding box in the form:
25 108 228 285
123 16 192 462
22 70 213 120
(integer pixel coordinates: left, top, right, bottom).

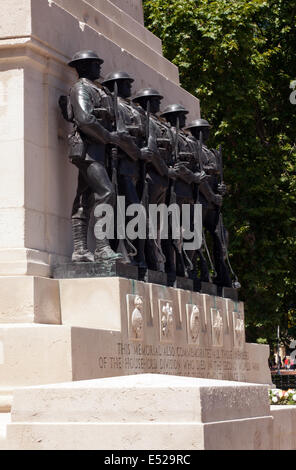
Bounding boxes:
0 275 272 416
2 374 273 450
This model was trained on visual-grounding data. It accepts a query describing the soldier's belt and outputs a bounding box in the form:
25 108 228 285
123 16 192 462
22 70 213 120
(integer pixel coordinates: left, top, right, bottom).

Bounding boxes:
125 124 143 137
178 152 194 160
157 138 171 150
158 148 170 162
93 107 114 122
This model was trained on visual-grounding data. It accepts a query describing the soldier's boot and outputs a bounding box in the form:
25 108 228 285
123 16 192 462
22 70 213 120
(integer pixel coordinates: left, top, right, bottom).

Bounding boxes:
199 181 222 207
197 249 211 283
71 219 94 263
94 238 124 262
212 234 232 288
94 216 124 262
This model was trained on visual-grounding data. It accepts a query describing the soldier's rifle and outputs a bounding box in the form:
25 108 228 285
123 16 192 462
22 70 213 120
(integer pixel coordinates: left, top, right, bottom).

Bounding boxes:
216 145 241 289
140 100 150 210
197 130 216 280
112 81 137 261
142 100 166 267
169 117 189 277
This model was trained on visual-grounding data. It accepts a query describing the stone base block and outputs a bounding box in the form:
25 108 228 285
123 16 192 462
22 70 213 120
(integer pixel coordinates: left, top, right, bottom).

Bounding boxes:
138 268 168 286
174 276 194 291
0 277 272 389
0 276 61 324
3 374 273 450
59 277 147 330
200 282 217 296
221 287 239 302
271 405 296 450
53 261 138 281
0 325 73 391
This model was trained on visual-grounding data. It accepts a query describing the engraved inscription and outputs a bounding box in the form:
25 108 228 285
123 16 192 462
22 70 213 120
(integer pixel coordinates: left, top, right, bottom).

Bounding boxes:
159 300 174 342
97 341 255 382
211 308 223 347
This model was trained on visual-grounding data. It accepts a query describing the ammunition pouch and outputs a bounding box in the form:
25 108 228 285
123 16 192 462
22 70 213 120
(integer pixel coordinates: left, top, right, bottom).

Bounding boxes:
125 124 142 138
157 137 172 151
68 130 87 161
159 148 171 164
178 152 194 162
92 107 114 130
176 152 195 171
59 95 74 123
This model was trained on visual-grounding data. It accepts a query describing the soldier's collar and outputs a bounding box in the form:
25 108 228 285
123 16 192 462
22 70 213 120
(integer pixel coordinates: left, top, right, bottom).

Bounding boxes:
151 113 160 120
79 78 104 90
118 96 131 104
158 116 169 124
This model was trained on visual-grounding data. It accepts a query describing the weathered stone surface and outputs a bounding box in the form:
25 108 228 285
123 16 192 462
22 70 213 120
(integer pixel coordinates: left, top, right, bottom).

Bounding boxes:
59 277 146 331
271 405 296 450
0 277 61 324
2 374 273 450
0 325 73 390
0 276 272 388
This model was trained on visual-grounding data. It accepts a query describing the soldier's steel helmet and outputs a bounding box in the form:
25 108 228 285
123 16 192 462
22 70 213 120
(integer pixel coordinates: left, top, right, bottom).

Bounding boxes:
185 119 211 130
160 104 189 117
102 71 134 85
132 88 163 101
68 50 104 68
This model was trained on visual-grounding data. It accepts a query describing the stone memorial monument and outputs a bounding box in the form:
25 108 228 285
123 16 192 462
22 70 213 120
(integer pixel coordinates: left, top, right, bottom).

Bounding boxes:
0 0 275 450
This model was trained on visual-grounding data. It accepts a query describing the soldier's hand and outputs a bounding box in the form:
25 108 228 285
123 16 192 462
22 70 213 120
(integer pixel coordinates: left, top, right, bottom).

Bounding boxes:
110 131 120 146
195 171 209 184
110 130 131 146
168 168 178 180
214 194 223 207
217 183 227 196
140 147 153 162
118 129 131 141
174 163 188 174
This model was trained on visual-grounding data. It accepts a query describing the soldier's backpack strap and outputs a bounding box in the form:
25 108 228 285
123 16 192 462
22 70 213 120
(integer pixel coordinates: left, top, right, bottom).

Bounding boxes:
58 93 74 123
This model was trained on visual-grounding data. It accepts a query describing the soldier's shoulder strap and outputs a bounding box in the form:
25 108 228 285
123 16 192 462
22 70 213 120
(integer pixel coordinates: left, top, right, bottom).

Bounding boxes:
131 101 146 115
158 116 167 124
78 78 106 94
58 93 74 123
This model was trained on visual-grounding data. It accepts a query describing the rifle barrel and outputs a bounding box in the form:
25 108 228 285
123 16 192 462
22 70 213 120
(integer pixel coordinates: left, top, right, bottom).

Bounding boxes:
174 116 180 164
113 82 119 130
198 131 204 172
219 145 224 183
146 100 150 147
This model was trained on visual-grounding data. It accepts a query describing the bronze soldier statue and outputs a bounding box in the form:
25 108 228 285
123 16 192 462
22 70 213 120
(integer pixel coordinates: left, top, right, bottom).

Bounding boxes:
102 71 152 268
132 88 170 272
160 104 207 283
185 118 233 288
61 50 136 263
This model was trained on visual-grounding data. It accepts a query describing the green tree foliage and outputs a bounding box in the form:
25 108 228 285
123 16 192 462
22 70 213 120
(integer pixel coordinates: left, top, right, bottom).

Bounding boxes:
143 0 296 347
